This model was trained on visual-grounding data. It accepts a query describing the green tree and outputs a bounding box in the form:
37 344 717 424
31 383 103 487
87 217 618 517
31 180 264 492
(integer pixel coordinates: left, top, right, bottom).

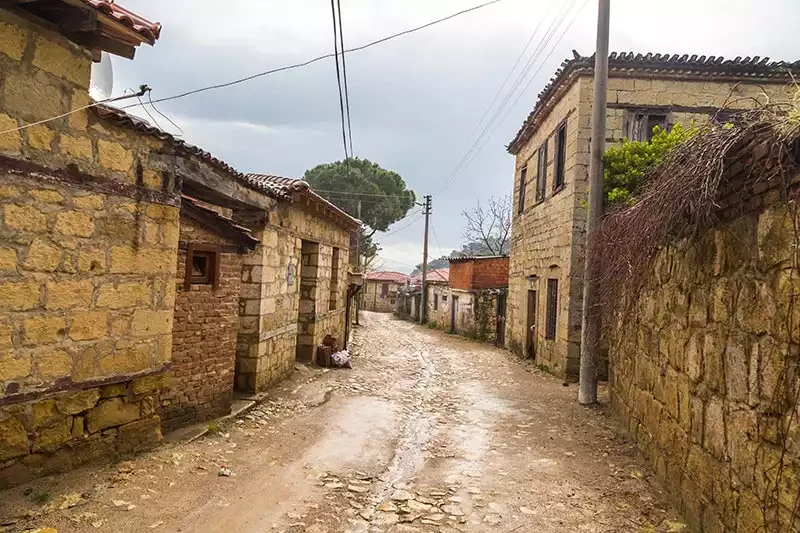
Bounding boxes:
304 158 416 232
603 124 696 205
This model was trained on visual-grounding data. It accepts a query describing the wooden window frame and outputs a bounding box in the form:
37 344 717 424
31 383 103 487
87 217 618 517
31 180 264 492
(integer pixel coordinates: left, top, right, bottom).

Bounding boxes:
553 121 567 192
545 278 558 340
517 165 528 214
535 140 548 203
625 109 669 142
184 242 221 290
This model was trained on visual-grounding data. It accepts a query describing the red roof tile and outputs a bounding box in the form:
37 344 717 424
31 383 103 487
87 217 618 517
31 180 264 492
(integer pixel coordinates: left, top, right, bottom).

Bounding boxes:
410 268 449 284
365 271 409 283
81 0 162 44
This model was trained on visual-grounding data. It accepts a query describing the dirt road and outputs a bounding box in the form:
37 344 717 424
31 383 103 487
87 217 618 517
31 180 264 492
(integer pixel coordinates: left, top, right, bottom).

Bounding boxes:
0 312 682 532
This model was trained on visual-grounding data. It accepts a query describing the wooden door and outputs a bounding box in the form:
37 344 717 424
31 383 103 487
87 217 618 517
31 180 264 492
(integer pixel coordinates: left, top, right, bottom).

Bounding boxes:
495 290 507 347
526 290 537 359
450 295 459 333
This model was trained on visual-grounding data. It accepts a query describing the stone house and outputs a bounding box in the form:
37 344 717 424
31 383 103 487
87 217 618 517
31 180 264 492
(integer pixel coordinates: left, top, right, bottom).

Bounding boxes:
427 256 508 343
505 52 800 381
0 0 359 486
363 271 408 312
398 268 449 322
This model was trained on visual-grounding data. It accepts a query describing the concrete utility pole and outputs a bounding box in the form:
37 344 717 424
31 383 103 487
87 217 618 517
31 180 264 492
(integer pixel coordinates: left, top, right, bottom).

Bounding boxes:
579 0 610 405
420 195 432 324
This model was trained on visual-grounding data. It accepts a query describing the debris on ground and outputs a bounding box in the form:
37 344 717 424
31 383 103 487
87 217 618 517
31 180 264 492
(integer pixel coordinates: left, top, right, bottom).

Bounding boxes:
218 465 233 477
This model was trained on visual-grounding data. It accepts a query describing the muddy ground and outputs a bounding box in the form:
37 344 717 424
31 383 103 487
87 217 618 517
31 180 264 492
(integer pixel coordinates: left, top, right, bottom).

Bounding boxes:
0 312 684 532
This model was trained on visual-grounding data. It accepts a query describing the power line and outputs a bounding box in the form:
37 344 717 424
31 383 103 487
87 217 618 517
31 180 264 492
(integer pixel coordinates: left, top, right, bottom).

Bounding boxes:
121 0 510 112
313 189 415 199
380 211 424 238
336 0 354 156
431 224 445 257
330 0 350 160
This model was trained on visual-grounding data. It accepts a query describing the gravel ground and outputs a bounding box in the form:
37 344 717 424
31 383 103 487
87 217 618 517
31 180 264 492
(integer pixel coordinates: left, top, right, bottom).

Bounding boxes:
0 311 684 533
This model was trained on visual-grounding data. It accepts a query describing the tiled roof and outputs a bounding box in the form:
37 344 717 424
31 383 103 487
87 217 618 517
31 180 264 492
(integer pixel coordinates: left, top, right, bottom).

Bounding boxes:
181 197 258 250
246 174 361 229
411 268 449 284
81 0 162 44
93 104 291 201
507 51 800 154
448 255 508 264
365 271 409 283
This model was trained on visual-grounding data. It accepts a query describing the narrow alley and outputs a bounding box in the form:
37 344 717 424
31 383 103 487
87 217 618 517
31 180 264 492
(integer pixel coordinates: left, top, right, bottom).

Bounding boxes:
0 312 679 533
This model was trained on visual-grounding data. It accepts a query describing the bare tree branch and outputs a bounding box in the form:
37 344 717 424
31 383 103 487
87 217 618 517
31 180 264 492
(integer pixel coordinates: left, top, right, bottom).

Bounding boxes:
461 194 512 255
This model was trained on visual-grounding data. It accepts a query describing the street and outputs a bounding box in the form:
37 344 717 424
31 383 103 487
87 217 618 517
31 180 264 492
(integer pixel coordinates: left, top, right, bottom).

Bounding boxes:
0 312 680 533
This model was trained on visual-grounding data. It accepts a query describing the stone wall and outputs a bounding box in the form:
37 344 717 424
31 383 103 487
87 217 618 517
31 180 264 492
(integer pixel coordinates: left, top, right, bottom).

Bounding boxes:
0 11 179 484
363 280 401 312
427 285 499 342
609 195 800 531
161 217 242 432
235 202 350 391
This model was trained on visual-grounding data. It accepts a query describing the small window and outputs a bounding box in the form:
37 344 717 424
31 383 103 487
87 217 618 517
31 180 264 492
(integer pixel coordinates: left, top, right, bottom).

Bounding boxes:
628 111 668 142
443 295 448 303
553 123 567 191
381 283 389 297
536 141 548 202
434 293 439 311
184 244 220 289
329 247 340 311
545 278 558 340
517 165 527 214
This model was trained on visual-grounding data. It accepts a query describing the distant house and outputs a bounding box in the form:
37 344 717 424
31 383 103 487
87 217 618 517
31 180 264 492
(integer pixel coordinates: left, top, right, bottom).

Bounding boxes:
427 257 509 343
363 271 408 312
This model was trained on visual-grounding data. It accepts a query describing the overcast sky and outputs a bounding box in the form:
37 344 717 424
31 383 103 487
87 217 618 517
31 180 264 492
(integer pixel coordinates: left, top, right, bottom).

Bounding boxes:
113 0 799 273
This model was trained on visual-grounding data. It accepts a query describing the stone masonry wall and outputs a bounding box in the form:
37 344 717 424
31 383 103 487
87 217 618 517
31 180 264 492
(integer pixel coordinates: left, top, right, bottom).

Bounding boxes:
161 217 242 432
363 280 401 312
609 190 800 530
235 202 350 392
0 11 180 485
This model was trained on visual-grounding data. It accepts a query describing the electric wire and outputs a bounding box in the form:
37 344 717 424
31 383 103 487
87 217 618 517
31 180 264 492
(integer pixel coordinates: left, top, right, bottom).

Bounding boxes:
330 0 350 160
336 0 354 156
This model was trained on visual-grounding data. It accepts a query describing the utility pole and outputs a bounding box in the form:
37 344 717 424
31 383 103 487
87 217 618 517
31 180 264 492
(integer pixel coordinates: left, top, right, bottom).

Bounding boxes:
355 200 362 326
579 0 610 405
420 195 432 324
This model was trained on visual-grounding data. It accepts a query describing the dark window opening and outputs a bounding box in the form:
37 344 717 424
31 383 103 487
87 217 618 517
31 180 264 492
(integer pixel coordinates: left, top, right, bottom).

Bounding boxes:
184 244 220 289
545 278 558 340
442 295 448 303
434 293 439 311
628 112 668 142
381 283 389 297
329 247 340 310
517 165 527 214
554 123 567 191
536 141 548 202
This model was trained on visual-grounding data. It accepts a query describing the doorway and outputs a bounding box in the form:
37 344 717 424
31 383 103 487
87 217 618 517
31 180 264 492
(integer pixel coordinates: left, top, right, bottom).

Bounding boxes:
295 240 319 362
526 290 537 359
495 290 507 347
450 295 459 333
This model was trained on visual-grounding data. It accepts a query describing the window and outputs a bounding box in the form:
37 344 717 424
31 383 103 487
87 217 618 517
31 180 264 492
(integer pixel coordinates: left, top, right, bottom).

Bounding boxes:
381 283 389 297
545 279 558 340
627 111 668 142
184 243 220 290
434 293 439 311
553 122 567 191
517 165 527 214
535 141 548 202
443 295 448 303
329 247 340 310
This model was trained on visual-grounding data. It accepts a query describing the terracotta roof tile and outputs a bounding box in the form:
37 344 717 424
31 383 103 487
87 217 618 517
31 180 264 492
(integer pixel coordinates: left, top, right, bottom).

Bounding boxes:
508 51 800 154
365 271 409 283
448 255 508 264
81 0 162 44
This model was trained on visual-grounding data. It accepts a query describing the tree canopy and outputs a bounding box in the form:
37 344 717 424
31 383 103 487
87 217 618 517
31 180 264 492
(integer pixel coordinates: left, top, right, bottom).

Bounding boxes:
304 158 416 232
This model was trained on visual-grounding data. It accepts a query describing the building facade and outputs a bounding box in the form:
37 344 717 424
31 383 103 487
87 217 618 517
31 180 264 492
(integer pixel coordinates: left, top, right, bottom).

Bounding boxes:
505 52 800 381
363 271 408 312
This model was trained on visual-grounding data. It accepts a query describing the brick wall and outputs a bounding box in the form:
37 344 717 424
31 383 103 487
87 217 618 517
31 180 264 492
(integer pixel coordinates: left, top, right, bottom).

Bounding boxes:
160 217 242 432
450 258 509 290
0 11 179 485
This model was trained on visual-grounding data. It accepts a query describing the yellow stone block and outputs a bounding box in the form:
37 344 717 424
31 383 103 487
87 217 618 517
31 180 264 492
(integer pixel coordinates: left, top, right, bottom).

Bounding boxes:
76 247 106 273
0 281 41 311
70 310 108 340
161 220 179 247
45 279 93 310
0 185 19 199
54 211 94 237
143 170 162 189
0 20 26 61
35 347 72 379
60 134 93 161
4 71 65 122
30 189 64 204
99 342 151 374
32 35 90 87
0 321 12 348
110 246 175 275
23 315 66 345
155 335 172 364
73 194 104 210
131 309 173 338
143 221 159 245
24 238 62 272
0 351 30 381
97 140 133 172
27 124 56 152
0 248 17 272
97 282 150 309
70 88 90 131
110 314 131 336
0 113 22 154
4 204 47 232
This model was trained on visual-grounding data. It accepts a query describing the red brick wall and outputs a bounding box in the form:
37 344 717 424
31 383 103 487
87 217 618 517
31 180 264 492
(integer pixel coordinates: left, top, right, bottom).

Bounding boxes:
160 217 243 432
450 257 509 290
